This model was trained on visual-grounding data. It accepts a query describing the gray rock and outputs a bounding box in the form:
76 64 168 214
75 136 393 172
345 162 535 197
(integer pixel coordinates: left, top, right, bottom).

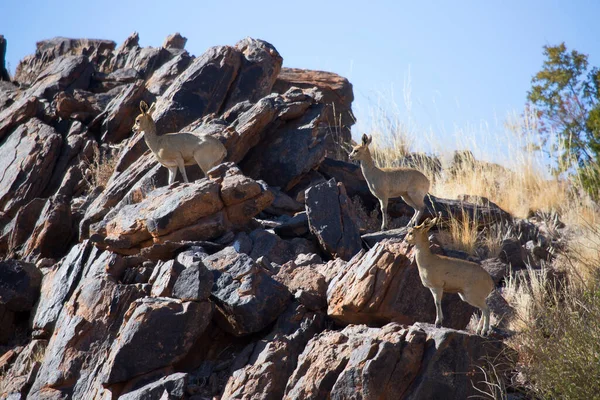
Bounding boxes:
0 259 42 313
149 260 185 297
103 297 212 385
0 118 62 218
203 247 291 336
305 179 362 261
172 261 213 301
119 372 188 400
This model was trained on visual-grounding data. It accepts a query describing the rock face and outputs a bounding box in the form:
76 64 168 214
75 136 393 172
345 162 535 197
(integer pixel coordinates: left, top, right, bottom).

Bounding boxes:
283 322 510 400
0 33 523 400
327 240 477 329
88 165 274 255
305 178 362 261
203 247 291 336
102 297 212 385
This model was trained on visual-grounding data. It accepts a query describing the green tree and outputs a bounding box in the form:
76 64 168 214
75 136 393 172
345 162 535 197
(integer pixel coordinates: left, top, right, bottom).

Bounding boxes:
527 42 600 198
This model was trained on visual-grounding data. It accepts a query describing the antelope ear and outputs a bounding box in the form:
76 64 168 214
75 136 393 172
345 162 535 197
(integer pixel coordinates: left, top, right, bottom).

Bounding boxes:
147 102 156 116
140 101 149 114
362 133 370 145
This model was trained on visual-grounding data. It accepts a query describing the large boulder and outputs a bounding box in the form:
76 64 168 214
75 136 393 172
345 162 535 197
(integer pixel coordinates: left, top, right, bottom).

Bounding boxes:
31 242 93 337
305 179 361 261
240 102 329 191
28 248 149 399
0 118 62 219
102 297 212 385
21 194 73 262
0 259 42 313
118 372 188 400
223 37 283 110
152 45 241 134
327 240 476 330
202 247 291 336
283 322 510 400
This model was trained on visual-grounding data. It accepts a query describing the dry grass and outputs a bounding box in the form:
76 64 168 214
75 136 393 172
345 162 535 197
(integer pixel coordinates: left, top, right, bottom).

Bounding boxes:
84 144 118 191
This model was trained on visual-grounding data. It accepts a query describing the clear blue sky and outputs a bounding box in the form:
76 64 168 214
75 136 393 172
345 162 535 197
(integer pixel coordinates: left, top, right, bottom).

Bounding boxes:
3 0 600 159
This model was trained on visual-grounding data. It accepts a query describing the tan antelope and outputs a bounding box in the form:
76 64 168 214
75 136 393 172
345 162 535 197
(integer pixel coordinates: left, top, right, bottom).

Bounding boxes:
133 101 227 184
405 216 495 335
348 134 430 230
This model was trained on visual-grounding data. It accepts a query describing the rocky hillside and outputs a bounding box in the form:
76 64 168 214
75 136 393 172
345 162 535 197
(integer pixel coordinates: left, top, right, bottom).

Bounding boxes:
0 33 553 399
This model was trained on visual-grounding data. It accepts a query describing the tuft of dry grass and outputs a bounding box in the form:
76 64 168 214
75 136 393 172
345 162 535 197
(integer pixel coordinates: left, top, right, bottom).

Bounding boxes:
83 144 118 191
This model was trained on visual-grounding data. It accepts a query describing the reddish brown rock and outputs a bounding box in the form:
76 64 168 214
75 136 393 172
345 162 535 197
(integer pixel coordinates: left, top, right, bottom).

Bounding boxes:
222 303 325 400
284 322 510 400
327 240 476 330
102 297 212 385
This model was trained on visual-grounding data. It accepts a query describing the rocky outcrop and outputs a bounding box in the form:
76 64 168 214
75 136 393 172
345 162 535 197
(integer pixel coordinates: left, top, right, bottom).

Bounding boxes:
327 240 477 329
0 32 529 400
222 303 325 400
88 164 274 255
305 178 362 261
202 247 291 336
284 322 510 399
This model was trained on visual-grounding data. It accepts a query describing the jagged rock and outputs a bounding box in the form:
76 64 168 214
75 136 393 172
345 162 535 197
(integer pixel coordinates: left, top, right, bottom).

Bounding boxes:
274 68 355 160
31 242 93 337
361 227 408 247
0 339 47 397
6 198 47 255
28 249 150 399
248 229 318 265
108 33 172 80
0 118 62 219
152 46 242 134
90 68 140 92
222 89 314 163
119 372 188 400
102 297 212 385
80 152 158 239
275 263 327 311
202 247 291 336
172 261 213 301
266 186 305 216
149 259 185 297
27 55 94 99
163 33 187 50
305 179 361 261
92 179 225 253
481 257 509 285
284 322 510 400
98 79 148 143
43 132 93 198
0 259 42 313
327 240 476 329
145 51 192 96
21 194 73 262
240 102 328 191
222 303 325 400
14 37 115 85
0 304 15 344
273 212 310 238
0 96 38 142
54 89 112 122
223 38 283 110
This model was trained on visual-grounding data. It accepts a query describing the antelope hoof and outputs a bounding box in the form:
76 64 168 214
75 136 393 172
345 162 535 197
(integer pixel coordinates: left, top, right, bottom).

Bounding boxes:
435 321 442 328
